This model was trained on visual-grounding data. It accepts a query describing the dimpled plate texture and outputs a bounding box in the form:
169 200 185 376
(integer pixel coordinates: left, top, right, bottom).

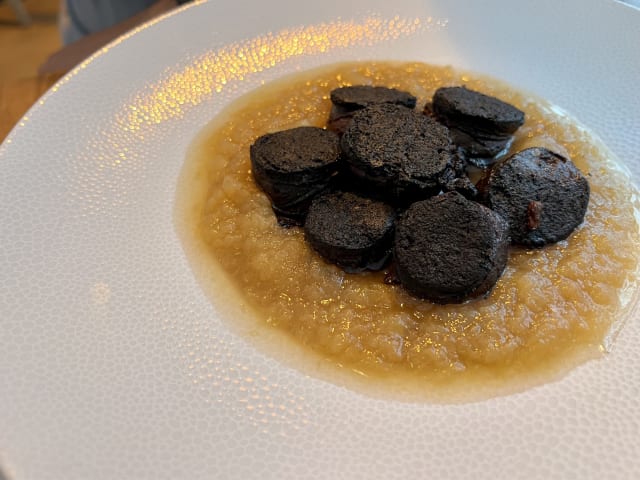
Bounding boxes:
2 1 640 479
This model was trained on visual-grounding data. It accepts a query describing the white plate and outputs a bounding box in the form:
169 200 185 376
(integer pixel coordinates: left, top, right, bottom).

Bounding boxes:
2 1 640 478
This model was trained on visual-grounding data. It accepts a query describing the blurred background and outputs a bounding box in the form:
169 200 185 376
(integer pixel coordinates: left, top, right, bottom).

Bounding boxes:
0 0 181 141
0 0 60 81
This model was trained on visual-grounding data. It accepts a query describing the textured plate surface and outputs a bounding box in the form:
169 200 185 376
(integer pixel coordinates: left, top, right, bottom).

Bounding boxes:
2 0 640 479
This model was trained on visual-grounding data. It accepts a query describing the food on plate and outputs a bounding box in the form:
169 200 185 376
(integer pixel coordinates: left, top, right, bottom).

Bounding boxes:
394 192 510 304
427 85 525 167
328 85 417 135
304 191 396 272
250 126 340 225
480 147 591 247
254 83 579 300
176 61 640 401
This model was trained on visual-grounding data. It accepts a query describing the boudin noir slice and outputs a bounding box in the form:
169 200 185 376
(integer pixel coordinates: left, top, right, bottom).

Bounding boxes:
428 86 525 166
394 192 510 303
481 147 590 247
445 127 515 164
341 103 456 204
304 191 396 272
432 86 525 134
250 127 341 225
331 85 417 110
328 85 417 135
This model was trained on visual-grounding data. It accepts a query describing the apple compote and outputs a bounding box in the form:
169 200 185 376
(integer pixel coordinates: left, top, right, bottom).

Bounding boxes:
176 62 640 401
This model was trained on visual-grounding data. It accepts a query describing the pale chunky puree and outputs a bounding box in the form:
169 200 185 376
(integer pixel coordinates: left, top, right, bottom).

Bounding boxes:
176 62 640 401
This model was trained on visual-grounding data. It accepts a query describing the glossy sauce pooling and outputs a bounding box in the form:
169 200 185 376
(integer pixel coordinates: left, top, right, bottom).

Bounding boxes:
176 62 640 402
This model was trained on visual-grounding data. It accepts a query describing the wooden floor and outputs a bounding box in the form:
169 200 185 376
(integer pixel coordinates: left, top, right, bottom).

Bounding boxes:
0 0 61 81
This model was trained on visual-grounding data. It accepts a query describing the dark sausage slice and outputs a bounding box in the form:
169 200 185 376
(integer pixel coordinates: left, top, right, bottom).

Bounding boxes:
331 85 417 109
394 192 509 303
304 191 396 272
428 86 525 167
481 147 590 247
432 86 525 134
250 127 341 225
445 127 515 163
328 85 417 135
341 103 456 204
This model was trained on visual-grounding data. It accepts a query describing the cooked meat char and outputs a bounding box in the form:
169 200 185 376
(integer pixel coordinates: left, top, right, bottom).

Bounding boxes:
428 86 525 167
394 192 510 303
480 147 590 247
443 176 478 199
304 191 396 272
328 85 417 135
250 127 341 225
341 103 456 205
441 148 478 199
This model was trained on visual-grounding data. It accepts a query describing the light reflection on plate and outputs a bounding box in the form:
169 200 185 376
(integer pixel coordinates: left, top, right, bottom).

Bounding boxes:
1 1 640 479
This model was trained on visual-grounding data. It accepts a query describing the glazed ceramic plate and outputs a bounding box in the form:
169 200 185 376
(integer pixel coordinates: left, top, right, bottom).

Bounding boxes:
2 1 640 478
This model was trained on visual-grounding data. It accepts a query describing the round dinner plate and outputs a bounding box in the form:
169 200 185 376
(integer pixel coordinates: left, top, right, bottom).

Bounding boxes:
2 1 640 478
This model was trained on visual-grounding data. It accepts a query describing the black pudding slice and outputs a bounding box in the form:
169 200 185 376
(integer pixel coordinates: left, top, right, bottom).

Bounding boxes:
481 147 590 247
432 86 525 134
250 127 341 225
429 86 525 166
331 85 417 109
341 103 456 204
394 192 510 304
304 191 396 272
328 85 417 135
